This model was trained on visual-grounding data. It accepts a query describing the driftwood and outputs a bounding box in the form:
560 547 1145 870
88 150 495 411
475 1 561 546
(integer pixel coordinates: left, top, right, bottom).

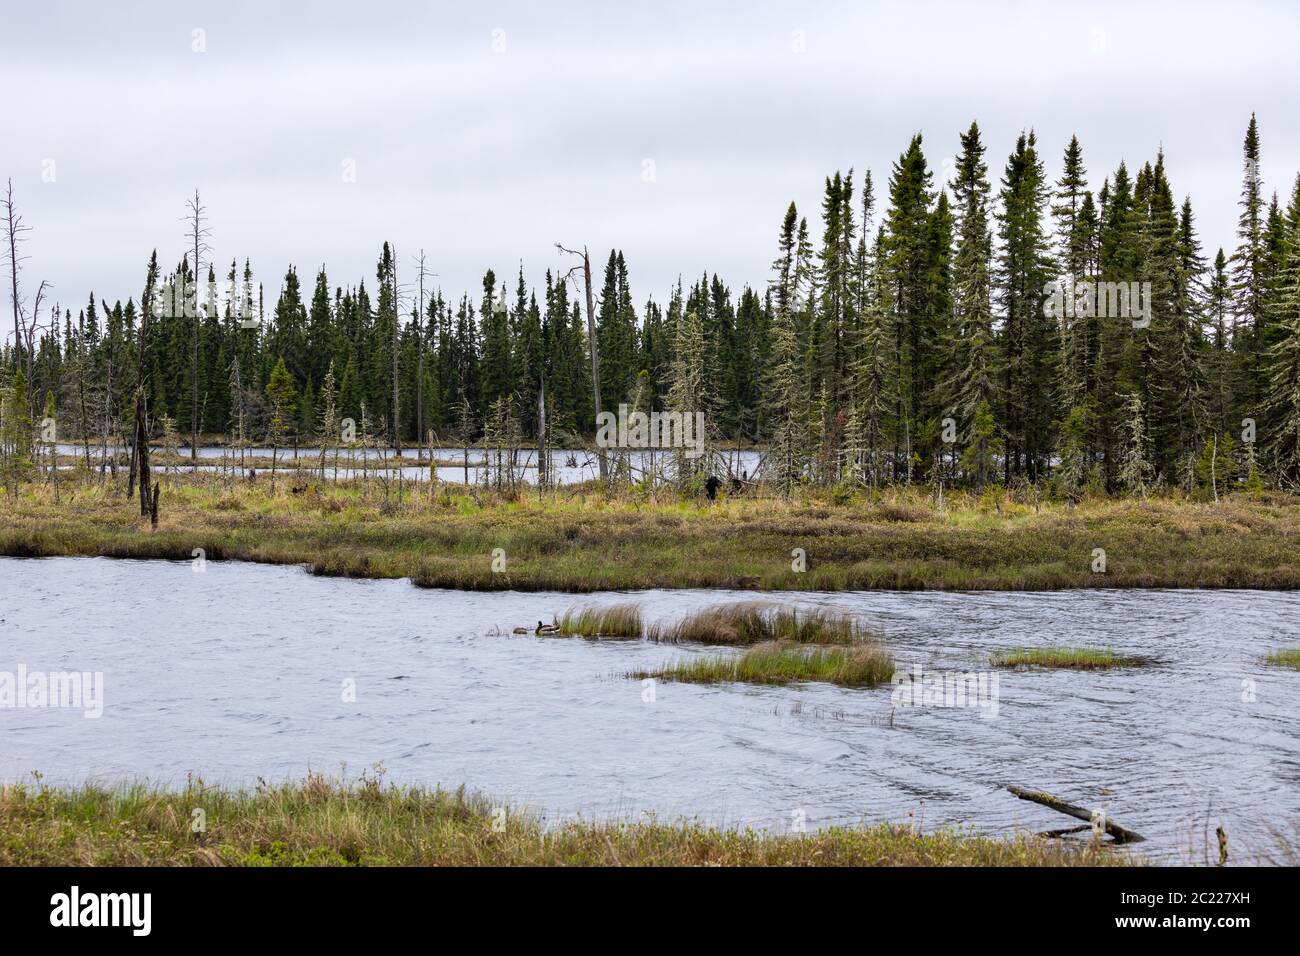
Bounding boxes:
1007 786 1145 844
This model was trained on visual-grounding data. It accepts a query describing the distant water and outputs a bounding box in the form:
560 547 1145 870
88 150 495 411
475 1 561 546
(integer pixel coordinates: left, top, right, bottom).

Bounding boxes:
50 444 764 485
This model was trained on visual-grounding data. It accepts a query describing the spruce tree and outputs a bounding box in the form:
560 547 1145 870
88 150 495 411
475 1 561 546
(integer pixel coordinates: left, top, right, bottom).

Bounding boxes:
946 121 999 475
1230 114 1267 418
996 131 1056 481
1265 204 1300 484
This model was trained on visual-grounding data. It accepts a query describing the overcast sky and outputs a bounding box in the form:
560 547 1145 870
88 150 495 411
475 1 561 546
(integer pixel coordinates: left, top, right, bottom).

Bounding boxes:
2 0 1297 337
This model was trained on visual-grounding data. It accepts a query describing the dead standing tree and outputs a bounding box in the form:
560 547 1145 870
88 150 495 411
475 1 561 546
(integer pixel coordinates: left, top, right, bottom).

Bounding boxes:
3 179 42 392
391 244 401 458
18 280 51 385
555 242 607 480
183 190 212 467
3 179 26 373
412 249 436 465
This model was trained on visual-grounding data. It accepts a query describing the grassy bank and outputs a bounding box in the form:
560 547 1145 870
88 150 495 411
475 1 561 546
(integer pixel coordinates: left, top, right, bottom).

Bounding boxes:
3 474 1300 592
0 775 1134 866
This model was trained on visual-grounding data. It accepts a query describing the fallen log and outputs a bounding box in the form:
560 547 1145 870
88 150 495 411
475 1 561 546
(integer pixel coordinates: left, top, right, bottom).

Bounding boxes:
1007 786 1145 844
1039 824 1091 838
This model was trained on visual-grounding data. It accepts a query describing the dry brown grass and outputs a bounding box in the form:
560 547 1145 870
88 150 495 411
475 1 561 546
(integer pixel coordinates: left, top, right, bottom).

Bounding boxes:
646 602 876 645
4 473 1300 592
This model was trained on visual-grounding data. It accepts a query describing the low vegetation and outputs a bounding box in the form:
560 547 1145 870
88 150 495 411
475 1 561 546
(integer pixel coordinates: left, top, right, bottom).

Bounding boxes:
0 775 1135 866
647 602 874 645
1264 648 1300 670
5 474 1299 593
990 647 1150 670
632 641 896 689
555 603 644 638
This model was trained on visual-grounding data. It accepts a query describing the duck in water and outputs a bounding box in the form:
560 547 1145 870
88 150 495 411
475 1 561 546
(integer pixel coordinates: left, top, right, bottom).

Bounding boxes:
535 620 560 635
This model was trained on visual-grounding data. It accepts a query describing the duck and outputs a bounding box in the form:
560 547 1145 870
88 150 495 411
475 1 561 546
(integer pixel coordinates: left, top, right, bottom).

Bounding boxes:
535 620 560 635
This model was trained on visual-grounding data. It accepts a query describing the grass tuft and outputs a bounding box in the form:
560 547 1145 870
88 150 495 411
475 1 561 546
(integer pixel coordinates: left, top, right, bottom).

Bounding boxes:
632 640 895 688
647 602 874 646
1264 647 1300 670
990 646 1149 670
555 603 644 638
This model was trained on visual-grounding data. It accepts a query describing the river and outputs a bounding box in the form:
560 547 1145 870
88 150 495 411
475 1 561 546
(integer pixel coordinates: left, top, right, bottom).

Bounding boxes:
2 556 1297 863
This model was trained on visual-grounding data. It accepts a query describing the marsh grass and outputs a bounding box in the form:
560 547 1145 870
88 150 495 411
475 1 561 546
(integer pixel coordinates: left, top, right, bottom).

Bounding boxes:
0 774 1132 866
633 640 895 688
556 603 644 638
647 602 874 645
1264 648 1300 670
990 646 1150 670
4 472 1300 592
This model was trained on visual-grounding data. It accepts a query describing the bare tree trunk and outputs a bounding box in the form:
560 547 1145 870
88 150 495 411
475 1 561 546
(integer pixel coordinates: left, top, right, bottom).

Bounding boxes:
556 243 607 480
537 375 547 490
580 248 607 480
1211 433 1219 503
131 260 153 510
4 180 22 370
392 244 401 457
185 190 211 466
415 249 429 464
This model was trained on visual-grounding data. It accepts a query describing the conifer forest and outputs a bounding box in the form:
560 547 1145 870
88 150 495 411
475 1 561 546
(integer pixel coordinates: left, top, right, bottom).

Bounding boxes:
4 114 1299 497
4 1 1300 900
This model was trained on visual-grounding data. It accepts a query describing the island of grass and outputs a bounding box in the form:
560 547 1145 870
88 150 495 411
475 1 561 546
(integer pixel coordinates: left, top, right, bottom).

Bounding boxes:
554 603 644 638
0 775 1135 867
631 641 895 688
627 603 895 688
990 647 1150 670
1265 648 1300 670
646 601 873 645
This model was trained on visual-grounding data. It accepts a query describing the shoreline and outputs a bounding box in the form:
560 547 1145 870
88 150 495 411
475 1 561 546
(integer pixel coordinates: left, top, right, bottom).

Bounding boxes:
0 776 1138 867
3 478 1300 592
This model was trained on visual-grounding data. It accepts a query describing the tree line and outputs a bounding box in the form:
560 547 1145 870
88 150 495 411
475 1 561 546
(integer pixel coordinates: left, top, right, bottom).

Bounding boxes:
4 113 1300 495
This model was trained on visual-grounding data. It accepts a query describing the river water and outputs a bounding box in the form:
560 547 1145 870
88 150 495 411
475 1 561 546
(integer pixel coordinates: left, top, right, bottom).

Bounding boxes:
2 556 1297 863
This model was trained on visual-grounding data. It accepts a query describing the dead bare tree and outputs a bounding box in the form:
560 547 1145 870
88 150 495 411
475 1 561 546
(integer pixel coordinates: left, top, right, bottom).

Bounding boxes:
392 244 401 458
412 249 436 464
17 280 53 391
3 180 27 368
183 190 212 465
555 242 607 480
